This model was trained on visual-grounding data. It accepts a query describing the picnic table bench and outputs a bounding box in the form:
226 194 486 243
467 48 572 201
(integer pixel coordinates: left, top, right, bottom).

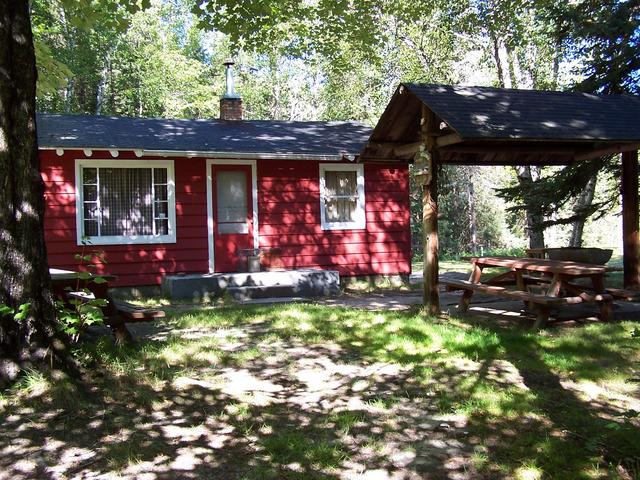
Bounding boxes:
50 268 165 344
440 257 613 329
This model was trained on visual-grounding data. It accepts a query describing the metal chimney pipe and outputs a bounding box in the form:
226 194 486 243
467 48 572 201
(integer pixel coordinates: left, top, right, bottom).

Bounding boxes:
222 60 240 99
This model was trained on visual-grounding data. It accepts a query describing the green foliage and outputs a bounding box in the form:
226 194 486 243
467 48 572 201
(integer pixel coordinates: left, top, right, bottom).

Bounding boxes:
33 41 73 96
542 0 640 94
56 298 106 338
192 0 386 60
496 159 616 229
0 303 31 323
54 248 108 342
411 165 514 258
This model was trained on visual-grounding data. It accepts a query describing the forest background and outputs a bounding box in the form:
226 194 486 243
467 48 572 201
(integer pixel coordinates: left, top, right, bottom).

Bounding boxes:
32 0 640 259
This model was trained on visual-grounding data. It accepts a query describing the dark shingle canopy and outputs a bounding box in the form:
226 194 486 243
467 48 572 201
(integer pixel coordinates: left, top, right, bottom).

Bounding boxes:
362 83 640 164
37 113 372 157
405 83 640 141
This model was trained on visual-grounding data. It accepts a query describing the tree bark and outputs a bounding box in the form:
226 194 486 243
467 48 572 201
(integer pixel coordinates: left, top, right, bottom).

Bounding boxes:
515 166 545 249
0 0 73 385
569 172 597 247
467 170 478 253
622 151 640 289
506 46 519 88
95 55 110 115
490 32 506 88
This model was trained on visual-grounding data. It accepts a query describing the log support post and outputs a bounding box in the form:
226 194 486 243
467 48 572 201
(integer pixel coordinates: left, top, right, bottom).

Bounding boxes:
622 150 640 289
418 106 440 315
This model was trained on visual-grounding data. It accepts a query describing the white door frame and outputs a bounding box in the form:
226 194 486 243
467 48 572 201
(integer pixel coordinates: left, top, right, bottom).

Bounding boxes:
206 159 259 273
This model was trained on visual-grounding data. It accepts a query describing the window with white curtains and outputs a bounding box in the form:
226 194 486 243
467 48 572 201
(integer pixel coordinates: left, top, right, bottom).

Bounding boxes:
319 163 365 230
76 160 176 245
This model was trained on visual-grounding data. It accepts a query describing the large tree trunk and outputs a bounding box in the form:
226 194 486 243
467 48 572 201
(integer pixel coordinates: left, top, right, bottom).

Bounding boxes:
569 173 597 247
0 0 72 385
515 166 546 249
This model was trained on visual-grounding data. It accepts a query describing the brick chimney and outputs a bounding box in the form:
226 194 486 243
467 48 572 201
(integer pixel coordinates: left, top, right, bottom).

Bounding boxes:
219 60 243 121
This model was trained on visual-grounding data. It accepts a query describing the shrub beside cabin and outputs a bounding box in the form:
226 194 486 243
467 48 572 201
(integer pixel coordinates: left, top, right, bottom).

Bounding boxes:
38 70 410 287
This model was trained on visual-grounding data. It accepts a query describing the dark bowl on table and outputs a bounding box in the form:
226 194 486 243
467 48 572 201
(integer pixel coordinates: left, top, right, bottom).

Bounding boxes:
545 247 613 265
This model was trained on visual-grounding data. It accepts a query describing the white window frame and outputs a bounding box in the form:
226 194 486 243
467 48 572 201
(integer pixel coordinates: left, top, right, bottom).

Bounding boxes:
319 163 366 230
74 159 177 245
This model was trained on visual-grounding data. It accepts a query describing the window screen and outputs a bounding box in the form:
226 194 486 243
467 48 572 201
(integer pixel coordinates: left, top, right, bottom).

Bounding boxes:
216 170 248 234
80 165 172 240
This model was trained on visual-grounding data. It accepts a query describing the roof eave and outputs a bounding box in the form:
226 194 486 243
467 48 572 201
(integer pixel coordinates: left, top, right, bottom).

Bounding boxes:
38 146 359 161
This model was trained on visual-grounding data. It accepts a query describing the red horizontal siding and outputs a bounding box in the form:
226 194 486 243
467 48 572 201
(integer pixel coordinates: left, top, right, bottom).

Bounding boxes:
256 161 411 277
267 242 407 256
259 231 410 247
48 247 207 265
259 222 407 236
259 178 319 191
40 149 209 286
41 151 410 286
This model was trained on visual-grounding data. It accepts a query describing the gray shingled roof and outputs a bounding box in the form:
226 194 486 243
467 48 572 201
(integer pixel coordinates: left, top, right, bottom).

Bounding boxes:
405 83 640 141
37 113 372 156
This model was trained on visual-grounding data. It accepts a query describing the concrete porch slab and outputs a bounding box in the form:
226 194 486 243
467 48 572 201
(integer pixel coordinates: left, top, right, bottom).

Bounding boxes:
161 269 340 301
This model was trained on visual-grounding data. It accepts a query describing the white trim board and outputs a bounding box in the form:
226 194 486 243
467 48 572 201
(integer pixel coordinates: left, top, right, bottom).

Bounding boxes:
42 147 356 162
74 159 177 246
206 159 259 273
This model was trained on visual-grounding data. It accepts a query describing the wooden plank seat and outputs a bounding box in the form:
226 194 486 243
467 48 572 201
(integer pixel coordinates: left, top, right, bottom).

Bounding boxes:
482 270 552 287
561 281 640 302
107 300 165 344
604 287 640 302
441 278 612 329
66 292 165 344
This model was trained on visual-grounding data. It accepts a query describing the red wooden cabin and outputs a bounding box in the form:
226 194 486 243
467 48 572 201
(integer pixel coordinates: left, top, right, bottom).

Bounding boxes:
38 95 410 287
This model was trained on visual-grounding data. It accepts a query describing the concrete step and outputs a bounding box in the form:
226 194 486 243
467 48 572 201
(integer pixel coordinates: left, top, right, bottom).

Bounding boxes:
228 282 337 302
162 269 340 301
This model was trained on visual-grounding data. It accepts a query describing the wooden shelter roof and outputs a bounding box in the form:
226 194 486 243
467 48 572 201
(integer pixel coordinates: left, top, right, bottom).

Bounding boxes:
360 83 640 165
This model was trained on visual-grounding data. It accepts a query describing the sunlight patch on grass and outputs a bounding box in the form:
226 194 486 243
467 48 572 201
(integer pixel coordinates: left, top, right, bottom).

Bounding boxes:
227 347 262 365
156 338 222 367
225 401 250 420
4 369 81 410
328 410 368 436
3 302 637 479
13 369 50 398
515 465 543 480
363 395 399 411
261 432 348 469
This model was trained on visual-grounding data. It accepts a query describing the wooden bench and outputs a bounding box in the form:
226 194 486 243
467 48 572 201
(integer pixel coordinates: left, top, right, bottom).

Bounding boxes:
604 287 640 302
441 278 612 329
107 300 166 344
562 282 640 302
66 292 165 344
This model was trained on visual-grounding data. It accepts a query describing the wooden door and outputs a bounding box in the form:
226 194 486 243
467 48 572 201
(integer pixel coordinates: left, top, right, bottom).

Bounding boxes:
212 164 253 272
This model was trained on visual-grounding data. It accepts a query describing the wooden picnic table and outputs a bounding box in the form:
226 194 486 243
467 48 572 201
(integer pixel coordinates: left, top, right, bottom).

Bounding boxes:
50 268 116 298
441 256 613 329
49 268 164 344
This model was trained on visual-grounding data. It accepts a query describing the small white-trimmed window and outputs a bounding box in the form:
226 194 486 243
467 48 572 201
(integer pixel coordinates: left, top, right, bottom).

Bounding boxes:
319 163 365 230
75 160 176 245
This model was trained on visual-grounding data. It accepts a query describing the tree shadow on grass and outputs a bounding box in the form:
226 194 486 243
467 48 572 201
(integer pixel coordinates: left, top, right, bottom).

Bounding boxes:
440 315 640 479
1 304 639 479
241 304 640 478
0 318 475 479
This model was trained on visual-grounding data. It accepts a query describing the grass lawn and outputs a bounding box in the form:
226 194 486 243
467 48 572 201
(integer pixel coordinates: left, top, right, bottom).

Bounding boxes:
1 304 639 479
